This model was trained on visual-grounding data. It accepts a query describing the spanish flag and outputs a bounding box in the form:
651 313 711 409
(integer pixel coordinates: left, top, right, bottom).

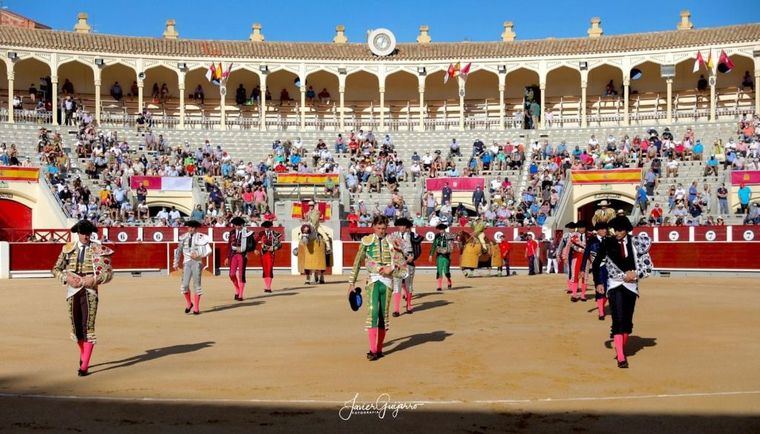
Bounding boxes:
0 166 39 182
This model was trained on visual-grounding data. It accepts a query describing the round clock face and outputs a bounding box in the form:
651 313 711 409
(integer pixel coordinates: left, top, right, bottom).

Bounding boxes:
368 28 396 57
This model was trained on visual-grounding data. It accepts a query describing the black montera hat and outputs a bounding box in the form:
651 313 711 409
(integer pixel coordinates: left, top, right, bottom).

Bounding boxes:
230 216 246 226
71 220 97 235
184 220 202 228
609 216 633 232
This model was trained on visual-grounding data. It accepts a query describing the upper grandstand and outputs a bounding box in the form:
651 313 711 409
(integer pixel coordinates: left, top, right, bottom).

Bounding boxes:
0 22 759 60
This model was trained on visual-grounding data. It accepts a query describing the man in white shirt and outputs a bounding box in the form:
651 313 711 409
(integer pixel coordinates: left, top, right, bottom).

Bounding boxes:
168 207 181 224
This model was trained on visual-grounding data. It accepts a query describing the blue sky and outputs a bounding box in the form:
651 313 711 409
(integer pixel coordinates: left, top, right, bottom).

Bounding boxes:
4 0 758 42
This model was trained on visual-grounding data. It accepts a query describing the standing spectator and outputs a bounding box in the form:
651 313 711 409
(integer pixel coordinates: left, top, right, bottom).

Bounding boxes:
110 82 123 101
644 168 657 196
717 183 729 216
472 185 485 211
529 100 540 129
738 183 752 214
441 182 452 205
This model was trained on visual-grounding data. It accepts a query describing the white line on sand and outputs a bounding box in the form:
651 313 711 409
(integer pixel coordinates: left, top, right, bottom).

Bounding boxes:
0 390 759 406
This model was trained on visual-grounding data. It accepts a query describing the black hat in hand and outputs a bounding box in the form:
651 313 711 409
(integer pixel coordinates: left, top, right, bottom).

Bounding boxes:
349 287 363 311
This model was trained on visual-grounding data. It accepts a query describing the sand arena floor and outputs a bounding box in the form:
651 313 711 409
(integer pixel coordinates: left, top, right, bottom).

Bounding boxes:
0 272 758 433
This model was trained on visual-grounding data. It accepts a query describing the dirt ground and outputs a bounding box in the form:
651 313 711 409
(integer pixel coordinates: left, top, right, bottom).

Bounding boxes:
1 272 759 433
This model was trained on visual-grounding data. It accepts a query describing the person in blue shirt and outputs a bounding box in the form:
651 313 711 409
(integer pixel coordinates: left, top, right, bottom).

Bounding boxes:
738 183 752 214
704 154 719 177
636 184 648 212
692 140 704 160
572 146 582 158
556 141 567 156
543 142 554 159
687 181 698 206
481 152 492 170
529 162 539 175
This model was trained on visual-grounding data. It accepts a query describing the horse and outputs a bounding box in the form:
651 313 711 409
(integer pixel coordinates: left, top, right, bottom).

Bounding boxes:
457 231 502 277
293 223 332 284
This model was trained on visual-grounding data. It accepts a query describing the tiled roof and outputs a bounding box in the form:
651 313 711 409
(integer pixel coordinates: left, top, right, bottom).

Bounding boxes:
0 23 759 61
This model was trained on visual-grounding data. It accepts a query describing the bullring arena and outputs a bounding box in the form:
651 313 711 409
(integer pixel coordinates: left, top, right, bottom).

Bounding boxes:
1 4 760 433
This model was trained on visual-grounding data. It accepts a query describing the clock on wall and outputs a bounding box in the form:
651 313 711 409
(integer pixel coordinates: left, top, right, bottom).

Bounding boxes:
367 28 396 57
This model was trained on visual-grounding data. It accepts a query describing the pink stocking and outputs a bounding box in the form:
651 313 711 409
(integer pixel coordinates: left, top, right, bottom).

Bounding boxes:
238 281 245 299
81 342 94 371
368 328 378 353
193 294 201 313
392 293 401 313
404 288 413 311
570 282 578 296
613 334 625 362
264 277 273 290
183 292 192 308
436 278 443 289
597 298 605 316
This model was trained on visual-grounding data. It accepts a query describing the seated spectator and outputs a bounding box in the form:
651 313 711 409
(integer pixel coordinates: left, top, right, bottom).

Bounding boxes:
704 154 719 177
193 84 205 105
697 75 708 91
235 84 247 105
317 88 330 103
665 158 679 178
742 71 754 91
306 86 316 101
649 203 664 225
604 80 618 96
449 138 461 157
130 81 138 97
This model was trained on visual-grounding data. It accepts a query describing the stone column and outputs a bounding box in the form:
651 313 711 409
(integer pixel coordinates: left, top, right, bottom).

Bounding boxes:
94 79 101 125
260 73 267 131
709 77 716 121
379 86 386 131
623 78 630 126
300 84 306 130
339 86 345 131
7 72 14 124
178 72 186 128
666 77 673 124
220 84 227 130
458 80 465 131
51 76 59 126
580 79 587 128
418 86 425 131
498 83 505 130
137 81 144 113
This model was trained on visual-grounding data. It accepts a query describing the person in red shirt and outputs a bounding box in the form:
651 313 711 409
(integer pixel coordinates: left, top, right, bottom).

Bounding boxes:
525 233 538 275
347 209 360 241
498 238 511 276
458 214 469 227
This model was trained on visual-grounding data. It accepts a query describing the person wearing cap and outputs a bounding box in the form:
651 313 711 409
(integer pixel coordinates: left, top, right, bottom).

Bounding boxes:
556 222 576 292
388 217 421 316
52 220 115 376
592 216 641 369
347 215 408 361
226 217 255 301
173 220 211 315
582 222 610 320
568 221 588 302
592 200 615 227
429 223 456 291
255 220 282 293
